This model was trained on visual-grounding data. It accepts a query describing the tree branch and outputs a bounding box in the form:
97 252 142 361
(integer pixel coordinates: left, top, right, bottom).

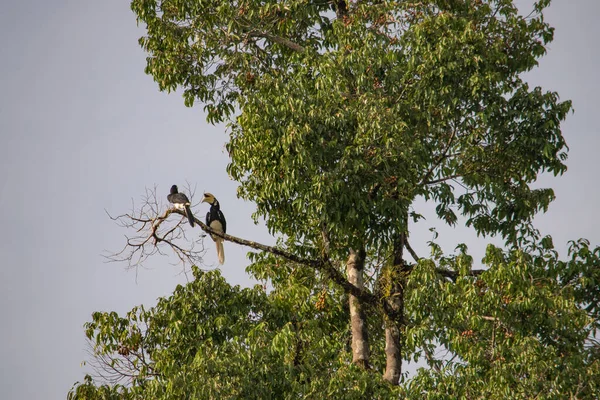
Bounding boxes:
169 208 379 305
423 174 463 186
104 188 205 270
403 237 485 281
435 268 485 281
419 128 457 187
403 237 421 263
246 30 306 52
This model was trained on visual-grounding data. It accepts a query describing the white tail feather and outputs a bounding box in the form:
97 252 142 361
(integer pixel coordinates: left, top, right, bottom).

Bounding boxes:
216 239 225 264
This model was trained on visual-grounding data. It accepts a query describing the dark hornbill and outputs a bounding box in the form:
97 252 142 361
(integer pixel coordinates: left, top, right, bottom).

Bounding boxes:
167 185 195 227
202 192 226 264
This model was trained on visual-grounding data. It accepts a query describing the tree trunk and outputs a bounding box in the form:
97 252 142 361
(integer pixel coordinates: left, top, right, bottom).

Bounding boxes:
383 234 406 384
383 321 402 384
346 247 370 368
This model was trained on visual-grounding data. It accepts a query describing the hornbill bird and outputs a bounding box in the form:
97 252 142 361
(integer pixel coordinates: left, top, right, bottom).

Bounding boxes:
202 192 226 264
167 185 195 227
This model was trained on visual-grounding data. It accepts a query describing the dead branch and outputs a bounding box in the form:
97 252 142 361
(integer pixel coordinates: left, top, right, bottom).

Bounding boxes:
85 334 158 386
104 186 206 271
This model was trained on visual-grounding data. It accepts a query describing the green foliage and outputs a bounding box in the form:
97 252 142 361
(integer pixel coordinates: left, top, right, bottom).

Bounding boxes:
403 240 600 398
131 0 571 254
70 1 600 398
69 267 396 399
71 243 599 398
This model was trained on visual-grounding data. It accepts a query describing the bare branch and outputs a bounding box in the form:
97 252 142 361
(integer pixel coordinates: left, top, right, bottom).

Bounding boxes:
85 340 158 386
104 188 206 271
85 320 158 386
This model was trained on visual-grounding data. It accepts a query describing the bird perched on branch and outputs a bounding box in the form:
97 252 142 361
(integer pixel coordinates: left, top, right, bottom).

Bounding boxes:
167 185 195 227
202 192 226 264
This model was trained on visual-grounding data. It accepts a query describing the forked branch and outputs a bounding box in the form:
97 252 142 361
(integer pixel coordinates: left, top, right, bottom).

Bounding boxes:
104 186 206 270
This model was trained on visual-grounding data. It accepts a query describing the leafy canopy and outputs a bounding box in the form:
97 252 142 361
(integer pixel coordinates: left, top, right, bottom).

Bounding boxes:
132 0 570 254
68 1 599 398
70 240 600 398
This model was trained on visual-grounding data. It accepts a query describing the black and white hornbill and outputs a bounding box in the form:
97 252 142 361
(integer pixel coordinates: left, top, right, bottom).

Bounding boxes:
167 185 195 227
202 192 226 264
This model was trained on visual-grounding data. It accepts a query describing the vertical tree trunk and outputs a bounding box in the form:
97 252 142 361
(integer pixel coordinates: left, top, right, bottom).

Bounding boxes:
383 321 402 384
346 247 370 368
383 234 406 385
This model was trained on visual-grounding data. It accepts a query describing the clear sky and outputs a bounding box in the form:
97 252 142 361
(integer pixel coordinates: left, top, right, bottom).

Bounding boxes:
0 1 598 399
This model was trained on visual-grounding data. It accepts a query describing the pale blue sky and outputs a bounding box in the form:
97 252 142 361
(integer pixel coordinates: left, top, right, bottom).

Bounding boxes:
0 1 598 399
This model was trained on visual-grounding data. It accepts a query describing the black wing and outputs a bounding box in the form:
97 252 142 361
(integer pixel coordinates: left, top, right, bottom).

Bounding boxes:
217 209 226 233
169 193 190 205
